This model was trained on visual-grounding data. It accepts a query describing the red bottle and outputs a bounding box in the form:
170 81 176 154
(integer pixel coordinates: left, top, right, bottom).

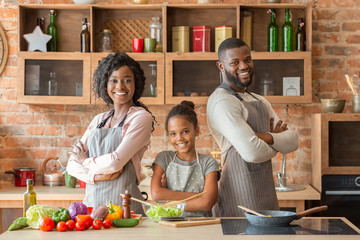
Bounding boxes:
122 190 131 219
193 25 211 52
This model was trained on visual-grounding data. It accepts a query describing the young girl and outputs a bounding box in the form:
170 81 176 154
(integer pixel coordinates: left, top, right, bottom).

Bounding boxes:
151 101 219 217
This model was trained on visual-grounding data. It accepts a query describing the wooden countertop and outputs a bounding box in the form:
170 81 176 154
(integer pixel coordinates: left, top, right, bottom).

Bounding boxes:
0 217 359 240
0 184 320 208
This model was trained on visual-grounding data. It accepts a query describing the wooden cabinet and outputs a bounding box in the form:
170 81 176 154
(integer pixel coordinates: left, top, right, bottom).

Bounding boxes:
311 113 360 192
17 3 312 105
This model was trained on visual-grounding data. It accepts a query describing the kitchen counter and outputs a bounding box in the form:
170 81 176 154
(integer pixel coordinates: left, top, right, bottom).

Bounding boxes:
0 217 359 240
0 185 320 232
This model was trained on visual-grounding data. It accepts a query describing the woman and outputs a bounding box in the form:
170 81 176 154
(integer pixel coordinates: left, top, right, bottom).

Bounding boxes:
67 53 155 214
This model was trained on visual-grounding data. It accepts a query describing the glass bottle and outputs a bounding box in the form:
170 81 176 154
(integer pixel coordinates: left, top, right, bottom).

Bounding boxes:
48 72 58 96
267 9 278 52
80 18 90 53
122 190 131 219
149 17 162 53
295 18 305 51
99 29 113 52
147 64 157 97
23 179 36 217
37 17 45 33
282 8 293 52
47 9 58 52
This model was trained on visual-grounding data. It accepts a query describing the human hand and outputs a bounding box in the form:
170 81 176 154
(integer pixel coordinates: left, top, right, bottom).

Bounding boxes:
69 141 89 164
270 117 288 133
255 132 274 145
160 173 167 188
94 169 123 182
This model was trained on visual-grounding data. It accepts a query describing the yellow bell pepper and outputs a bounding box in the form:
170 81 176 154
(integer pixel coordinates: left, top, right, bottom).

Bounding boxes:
104 201 123 221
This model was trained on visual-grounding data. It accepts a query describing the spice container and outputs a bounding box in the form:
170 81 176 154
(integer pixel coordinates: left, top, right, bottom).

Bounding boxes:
172 26 189 52
215 25 232 52
193 25 210 52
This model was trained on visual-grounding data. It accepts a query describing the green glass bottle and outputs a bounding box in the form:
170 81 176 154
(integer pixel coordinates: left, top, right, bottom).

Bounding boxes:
267 9 278 52
47 9 58 52
282 8 293 52
295 18 305 51
23 179 36 217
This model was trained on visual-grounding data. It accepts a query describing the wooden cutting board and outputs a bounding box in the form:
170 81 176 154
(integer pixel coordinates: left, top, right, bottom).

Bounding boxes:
158 218 220 228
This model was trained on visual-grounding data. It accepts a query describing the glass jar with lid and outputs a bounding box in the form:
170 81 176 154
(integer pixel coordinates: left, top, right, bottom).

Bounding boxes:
260 74 274 96
149 17 162 52
99 29 113 52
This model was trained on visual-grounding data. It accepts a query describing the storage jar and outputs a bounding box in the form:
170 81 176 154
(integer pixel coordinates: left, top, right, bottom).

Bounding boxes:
215 25 232 52
172 26 190 52
193 25 211 52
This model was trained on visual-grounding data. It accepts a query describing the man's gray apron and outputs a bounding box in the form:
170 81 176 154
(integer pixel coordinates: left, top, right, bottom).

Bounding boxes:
166 151 210 217
212 83 279 217
83 110 144 214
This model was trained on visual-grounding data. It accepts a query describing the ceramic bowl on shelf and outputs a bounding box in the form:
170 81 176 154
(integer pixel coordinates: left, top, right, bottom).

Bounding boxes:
321 99 346 113
72 0 96 4
142 201 186 222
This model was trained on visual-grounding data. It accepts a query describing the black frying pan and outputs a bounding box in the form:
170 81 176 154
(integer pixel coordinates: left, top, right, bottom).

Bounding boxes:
244 205 328 227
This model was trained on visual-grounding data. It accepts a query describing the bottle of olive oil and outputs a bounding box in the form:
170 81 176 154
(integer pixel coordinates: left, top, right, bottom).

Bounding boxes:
23 179 36 217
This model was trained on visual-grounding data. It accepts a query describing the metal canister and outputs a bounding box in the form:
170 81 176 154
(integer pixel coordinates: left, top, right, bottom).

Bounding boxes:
172 26 190 52
215 25 232 52
193 25 211 52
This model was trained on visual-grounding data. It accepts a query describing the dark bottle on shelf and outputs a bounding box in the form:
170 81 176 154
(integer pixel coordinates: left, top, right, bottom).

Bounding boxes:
37 17 45 33
295 18 305 51
267 9 278 52
47 9 58 52
23 179 36 217
282 8 293 52
80 18 90 53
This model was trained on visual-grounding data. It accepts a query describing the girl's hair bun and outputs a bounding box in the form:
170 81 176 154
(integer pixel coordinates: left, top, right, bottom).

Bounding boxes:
180 100 195 111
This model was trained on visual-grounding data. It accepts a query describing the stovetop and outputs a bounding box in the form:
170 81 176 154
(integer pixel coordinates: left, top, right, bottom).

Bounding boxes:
221 218 360 235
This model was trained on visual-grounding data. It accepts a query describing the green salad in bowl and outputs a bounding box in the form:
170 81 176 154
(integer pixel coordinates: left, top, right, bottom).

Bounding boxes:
143 201 186 222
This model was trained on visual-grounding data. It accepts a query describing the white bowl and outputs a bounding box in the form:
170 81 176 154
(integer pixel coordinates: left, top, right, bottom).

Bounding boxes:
73 0 96 4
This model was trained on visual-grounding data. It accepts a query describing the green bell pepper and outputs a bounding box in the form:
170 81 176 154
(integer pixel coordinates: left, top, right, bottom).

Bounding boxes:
8 217 29 231
52 208 71 225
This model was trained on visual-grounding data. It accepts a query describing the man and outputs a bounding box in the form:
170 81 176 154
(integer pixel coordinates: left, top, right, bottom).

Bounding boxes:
207 38 298 217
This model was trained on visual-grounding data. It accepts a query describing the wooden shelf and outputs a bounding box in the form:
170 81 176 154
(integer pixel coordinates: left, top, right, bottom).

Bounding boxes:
17 3 312 105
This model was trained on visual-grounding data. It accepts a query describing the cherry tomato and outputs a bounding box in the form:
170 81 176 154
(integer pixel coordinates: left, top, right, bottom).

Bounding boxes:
56 221 67 232
66 220 75 231
75 221 86 231
39 217 55 232
102 219 112 229
75 215 93 229
92 219 103 230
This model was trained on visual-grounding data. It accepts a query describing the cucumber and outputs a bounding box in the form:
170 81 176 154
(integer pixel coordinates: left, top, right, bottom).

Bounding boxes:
112 218 139 227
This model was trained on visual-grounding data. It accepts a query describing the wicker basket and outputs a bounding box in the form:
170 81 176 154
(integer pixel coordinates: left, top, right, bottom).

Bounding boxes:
104 19 152 52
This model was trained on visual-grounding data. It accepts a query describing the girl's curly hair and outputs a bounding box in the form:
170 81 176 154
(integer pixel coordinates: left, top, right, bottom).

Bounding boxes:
93 52 155 130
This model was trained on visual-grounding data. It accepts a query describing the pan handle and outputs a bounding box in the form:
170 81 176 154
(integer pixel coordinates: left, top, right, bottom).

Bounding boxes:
295 205 328 220
4 171 21 178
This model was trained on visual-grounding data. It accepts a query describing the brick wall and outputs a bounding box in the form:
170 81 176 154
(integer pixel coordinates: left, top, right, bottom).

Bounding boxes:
0 0 359 188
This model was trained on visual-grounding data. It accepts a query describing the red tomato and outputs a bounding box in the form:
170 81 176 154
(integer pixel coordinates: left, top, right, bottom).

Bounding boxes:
56 221 67 232
75 221 86 231
66 220 75 231
102 219 112 229
92 219 102 230
75 215 93 229
39 217 55 232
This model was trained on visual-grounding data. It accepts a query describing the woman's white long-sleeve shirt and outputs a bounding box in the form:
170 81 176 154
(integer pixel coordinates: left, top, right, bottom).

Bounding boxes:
67 106 153 184
207 88 298 163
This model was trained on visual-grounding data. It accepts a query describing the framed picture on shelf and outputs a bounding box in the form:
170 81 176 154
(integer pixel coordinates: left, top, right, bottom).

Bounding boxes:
283 77 300 96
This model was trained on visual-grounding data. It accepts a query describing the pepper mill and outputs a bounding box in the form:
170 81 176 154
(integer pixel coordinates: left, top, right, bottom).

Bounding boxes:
122 190 131 219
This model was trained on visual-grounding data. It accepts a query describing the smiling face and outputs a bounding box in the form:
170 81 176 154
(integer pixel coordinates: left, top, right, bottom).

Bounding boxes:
217 45 254 92
167 116 199 160
107 66 135 107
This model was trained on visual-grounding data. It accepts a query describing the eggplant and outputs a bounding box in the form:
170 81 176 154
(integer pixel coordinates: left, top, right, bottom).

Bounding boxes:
91 205 108 221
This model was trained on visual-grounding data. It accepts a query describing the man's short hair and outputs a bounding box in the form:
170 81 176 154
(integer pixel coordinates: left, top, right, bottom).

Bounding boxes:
218 38 248 61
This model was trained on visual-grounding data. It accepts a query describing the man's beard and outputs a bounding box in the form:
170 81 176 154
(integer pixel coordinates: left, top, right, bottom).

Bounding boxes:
224 69 253 89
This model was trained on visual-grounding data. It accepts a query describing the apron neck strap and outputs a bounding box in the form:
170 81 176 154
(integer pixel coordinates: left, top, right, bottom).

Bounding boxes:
218 82 258 101
172 151 199 163
96 109 128 129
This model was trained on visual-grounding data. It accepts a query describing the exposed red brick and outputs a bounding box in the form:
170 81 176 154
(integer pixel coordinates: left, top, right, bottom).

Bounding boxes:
346 35 360 44
342 22 360 32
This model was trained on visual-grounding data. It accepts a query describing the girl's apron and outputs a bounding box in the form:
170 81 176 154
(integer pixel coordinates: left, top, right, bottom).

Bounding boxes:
166 151 210 217
83 110 144 214
212 83 279 217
